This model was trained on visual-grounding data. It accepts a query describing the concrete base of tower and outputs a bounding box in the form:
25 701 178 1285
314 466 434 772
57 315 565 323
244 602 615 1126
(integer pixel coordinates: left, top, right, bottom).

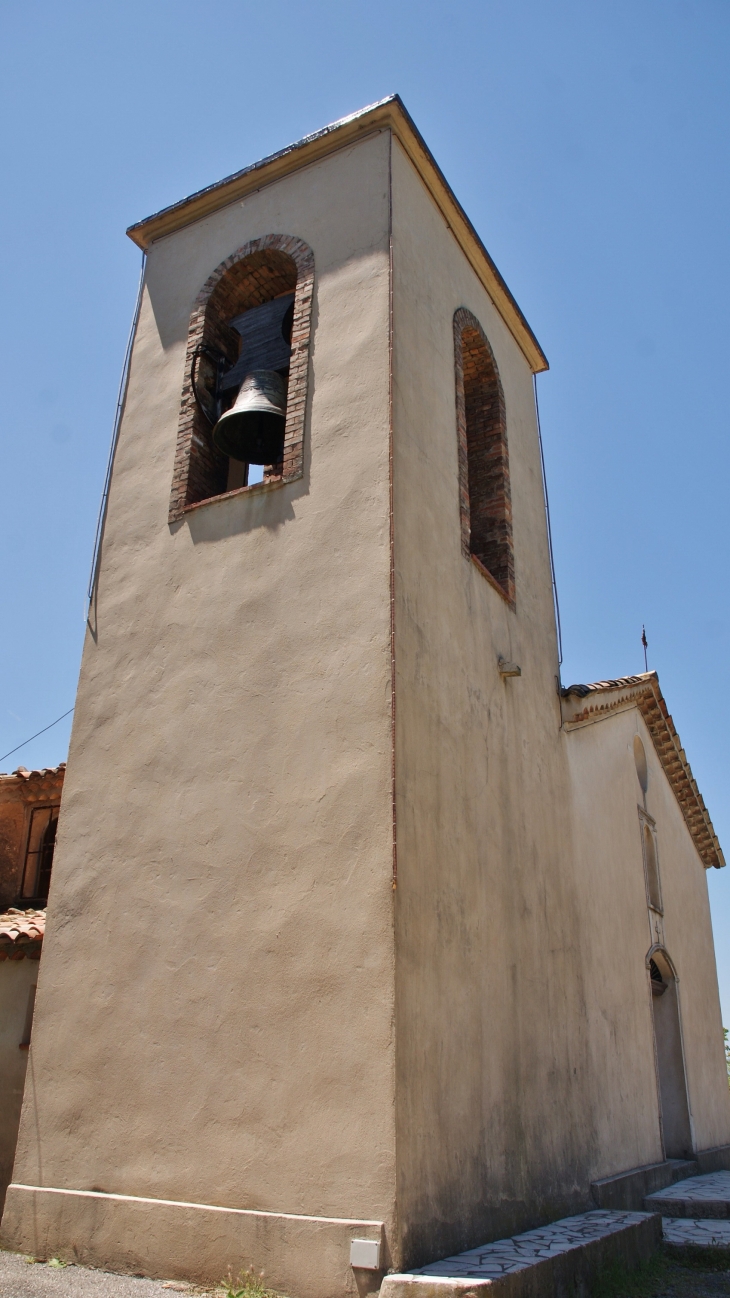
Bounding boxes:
0 1182 386 1298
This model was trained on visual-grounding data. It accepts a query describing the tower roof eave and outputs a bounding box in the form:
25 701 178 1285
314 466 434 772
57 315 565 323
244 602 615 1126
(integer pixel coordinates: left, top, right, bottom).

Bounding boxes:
125 95 548 375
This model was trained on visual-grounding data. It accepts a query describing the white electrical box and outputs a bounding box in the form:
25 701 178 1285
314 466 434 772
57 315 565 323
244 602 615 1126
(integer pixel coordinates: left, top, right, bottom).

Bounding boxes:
350 1238 381 1270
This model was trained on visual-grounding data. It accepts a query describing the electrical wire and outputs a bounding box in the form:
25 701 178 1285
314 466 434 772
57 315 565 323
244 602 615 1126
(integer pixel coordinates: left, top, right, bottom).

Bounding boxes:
6 259 146 763
0 708 75 765
86 251 147 609
535 371 563 664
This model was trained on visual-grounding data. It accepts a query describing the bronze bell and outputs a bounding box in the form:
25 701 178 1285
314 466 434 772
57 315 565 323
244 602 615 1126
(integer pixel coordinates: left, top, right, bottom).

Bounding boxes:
212 370 286 464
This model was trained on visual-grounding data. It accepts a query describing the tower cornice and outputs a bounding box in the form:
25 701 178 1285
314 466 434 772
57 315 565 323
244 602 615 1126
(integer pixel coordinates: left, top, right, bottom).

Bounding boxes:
126 95 548 375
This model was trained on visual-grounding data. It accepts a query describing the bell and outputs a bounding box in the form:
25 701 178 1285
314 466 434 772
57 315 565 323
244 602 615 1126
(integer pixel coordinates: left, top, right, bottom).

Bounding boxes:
212 370 286 464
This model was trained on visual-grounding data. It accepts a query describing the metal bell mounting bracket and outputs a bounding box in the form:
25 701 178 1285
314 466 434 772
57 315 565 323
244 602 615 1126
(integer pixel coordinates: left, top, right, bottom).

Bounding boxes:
190 344 229 427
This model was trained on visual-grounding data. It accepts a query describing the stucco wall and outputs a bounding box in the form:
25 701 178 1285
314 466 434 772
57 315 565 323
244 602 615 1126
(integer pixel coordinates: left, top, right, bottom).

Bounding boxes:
389 139 597 1266
5 131 396 1292
389 139 728 1270
0 960 36 1213
566 705 730 1169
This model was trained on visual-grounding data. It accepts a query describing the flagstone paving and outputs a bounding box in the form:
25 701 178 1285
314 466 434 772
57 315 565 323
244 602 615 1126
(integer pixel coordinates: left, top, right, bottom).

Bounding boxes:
646 1172 730 1220
662 1217 730 1249
409 1210 656 1279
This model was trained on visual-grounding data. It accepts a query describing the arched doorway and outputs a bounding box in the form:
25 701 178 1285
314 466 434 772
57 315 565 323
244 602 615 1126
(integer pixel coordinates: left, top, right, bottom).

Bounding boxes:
649 949 693 1158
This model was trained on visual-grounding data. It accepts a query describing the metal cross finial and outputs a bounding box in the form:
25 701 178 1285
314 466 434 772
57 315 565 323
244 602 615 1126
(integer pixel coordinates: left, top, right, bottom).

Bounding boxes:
642 625 648 673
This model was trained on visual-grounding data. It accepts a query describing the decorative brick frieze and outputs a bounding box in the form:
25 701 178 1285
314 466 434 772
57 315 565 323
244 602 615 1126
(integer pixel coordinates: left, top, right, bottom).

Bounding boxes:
169 235 315 523
453 308 515 608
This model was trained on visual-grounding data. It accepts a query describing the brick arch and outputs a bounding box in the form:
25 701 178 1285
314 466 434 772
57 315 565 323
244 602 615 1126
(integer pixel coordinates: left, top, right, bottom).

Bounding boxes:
453 307 514 607
169 235 315 522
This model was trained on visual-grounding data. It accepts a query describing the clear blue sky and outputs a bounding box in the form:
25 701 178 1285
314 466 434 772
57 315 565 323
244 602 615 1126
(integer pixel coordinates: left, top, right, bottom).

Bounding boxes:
2 2 728 1022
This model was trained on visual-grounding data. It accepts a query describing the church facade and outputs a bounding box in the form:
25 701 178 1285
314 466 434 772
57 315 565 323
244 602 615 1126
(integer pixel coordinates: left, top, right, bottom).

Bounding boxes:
2 97 727 1296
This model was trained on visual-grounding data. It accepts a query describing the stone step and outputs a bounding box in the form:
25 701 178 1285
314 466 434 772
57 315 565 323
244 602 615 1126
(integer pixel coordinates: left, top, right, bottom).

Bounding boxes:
662 1217 730 1249
645 1170 730 1219
591 1158 699 1211
380 1210 661 1298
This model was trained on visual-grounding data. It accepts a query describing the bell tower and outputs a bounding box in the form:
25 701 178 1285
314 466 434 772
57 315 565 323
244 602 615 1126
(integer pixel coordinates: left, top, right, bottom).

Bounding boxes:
5 107 399 1297
3 97 593 1294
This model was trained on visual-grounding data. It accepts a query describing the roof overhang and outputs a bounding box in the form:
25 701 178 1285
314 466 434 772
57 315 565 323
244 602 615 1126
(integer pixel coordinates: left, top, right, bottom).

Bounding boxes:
0 908 45 960
0 764 65 805
562 672 724 869
126 95 548 375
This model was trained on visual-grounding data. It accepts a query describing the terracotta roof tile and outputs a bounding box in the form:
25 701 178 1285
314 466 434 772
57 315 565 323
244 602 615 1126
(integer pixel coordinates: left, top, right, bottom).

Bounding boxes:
561 671 723 870
0 763 66 781
0 908 45 960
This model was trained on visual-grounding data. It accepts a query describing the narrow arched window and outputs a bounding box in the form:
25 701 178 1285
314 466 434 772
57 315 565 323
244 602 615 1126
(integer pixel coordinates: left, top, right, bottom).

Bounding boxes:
21 806 58 904
453 308 514 606
170 235 314 523
643 822 663 913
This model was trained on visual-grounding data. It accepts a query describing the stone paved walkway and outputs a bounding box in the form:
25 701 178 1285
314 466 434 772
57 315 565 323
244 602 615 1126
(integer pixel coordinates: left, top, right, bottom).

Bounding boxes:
647 1172 730 1219
655 1172 730 1202
0 1252 216 1298
411 1210 655 1279
662 1217 730 1249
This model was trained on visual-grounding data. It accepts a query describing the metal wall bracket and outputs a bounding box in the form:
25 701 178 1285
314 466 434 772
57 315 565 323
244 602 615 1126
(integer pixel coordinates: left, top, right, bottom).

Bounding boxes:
498 658 521 678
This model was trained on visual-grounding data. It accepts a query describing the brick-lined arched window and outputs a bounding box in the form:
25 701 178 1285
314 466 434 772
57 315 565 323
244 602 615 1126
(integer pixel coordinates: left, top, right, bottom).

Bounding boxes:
453 308 514 606
169 235 314 523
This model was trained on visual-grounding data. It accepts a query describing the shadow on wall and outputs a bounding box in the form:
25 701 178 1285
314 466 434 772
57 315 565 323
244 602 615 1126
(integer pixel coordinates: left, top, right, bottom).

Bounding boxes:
0 938 43 1215
177 471 306 545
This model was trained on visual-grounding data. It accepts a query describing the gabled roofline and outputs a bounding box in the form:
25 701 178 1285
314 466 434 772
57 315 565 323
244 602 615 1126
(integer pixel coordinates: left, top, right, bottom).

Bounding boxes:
561 672 724 870
126 96 548 375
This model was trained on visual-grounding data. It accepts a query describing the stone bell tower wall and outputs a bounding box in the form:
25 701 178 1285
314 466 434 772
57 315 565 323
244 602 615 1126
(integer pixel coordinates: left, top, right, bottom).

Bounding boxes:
387 134 729 1267
388 137 592 1265
3 131 397 1295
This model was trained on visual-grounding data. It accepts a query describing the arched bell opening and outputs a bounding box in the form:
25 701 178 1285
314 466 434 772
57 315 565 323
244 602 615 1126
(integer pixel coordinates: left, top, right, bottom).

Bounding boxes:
453 307 514 606
170 234 314 522
191 248 297 497
647 947 693 1159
